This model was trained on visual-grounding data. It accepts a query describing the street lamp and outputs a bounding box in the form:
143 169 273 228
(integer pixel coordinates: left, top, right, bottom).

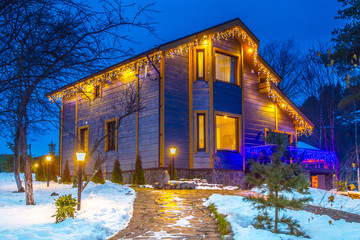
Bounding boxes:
45 155 51 187
76 150 86 210
169 147 176 180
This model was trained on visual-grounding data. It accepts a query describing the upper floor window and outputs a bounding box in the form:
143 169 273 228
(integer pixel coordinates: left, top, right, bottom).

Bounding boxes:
196 49 205 80
94 85 101 98
216 114 239 152
215 52 237 84
105 119 117 152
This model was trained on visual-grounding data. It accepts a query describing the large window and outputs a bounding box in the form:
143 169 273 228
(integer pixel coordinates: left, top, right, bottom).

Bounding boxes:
105 119 117 151
196 49 205 80
215 52 237 84
216 115 238 152
79 127 89 151
197 113 206 151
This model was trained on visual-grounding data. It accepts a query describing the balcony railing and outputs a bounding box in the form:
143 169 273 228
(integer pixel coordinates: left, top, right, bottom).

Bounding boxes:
245 145 337 170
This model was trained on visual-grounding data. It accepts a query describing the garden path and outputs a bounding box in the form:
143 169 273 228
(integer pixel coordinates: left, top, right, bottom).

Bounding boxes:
111 188 360 239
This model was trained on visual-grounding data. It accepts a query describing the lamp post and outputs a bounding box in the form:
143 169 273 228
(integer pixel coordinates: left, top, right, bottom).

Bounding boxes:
76 150 86 210
45 155 51 187
169 147 176 180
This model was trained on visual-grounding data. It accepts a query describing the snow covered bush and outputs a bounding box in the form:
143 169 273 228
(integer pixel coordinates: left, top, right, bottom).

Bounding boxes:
53 194 79 223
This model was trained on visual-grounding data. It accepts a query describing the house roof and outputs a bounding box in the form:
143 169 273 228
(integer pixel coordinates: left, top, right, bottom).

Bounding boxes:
46 18 261 97
46 18 313 134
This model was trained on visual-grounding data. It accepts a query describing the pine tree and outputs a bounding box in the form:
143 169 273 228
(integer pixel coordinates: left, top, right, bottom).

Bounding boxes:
245 131 311 236
91 158 105 184
61 159 72 183
48 141 57 182
131 154 145 185
35 160 46 181
111 159 123 184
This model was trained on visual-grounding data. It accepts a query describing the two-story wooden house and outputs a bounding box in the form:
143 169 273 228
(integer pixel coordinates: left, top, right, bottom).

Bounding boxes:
47 18 337 189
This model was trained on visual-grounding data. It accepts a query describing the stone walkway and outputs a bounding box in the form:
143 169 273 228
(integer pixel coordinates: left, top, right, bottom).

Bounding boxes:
110 188 250 240
111 188 360 239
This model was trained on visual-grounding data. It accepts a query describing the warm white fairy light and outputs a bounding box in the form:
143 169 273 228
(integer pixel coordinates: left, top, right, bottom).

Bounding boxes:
48 26 312 135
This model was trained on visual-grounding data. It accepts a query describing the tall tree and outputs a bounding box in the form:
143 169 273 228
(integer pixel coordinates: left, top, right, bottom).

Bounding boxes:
332 0 360 187
260 39 302 100
0 0 155 205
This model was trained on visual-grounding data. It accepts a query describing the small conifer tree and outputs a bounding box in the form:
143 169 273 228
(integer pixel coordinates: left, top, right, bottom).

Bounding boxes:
131 154 145 185
245 131 311 236
91 158 105 184
82 167 88 182
111 159 123 184
61 159 72 183
35 160 46 181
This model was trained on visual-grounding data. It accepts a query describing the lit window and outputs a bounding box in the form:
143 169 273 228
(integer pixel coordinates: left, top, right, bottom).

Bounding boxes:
216 115 238 152
94 85 101 98
196 49 205 80
106 120 116 151
215 52 237 83
79 127 88 151
197 113 205 151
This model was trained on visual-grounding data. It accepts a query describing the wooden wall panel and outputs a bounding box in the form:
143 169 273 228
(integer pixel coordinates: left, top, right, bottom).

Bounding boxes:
243 62 295 147
61 63 160 175
164 54 190 169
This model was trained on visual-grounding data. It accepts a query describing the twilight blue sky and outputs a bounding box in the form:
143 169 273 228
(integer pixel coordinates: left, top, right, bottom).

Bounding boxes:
0 0 345 156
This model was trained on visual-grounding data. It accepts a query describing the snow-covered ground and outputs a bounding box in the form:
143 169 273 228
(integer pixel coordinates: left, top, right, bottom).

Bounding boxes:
0 173 135 240
205 190 360 240
253 187 360 215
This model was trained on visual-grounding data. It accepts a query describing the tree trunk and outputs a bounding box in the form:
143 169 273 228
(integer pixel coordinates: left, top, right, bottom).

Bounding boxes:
14 127 24 192
19 124 34 205
274 191 278 233
354 102 360 191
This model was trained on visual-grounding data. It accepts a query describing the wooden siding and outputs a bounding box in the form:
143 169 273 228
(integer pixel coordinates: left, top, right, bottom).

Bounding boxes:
164 54 190 169
60 63 160 175
192 80 211 169
243 62 295 147
213 81 242 115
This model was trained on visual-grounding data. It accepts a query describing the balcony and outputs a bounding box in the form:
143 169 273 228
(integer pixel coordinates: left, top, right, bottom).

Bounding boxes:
245 145 337 172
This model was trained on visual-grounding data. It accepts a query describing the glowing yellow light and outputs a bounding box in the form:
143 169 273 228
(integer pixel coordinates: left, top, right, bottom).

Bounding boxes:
76 150 86 162
282 103 285 107
46 156 51 162
169 147 176 155
35 163 38 168
248 48 253 53
224 116 227 119
203 40 208 45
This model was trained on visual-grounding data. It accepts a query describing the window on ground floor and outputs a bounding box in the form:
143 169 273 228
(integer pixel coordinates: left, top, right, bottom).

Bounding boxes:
105 119 117 151
79 127 89 151
197 113 206 151
216 114 239 152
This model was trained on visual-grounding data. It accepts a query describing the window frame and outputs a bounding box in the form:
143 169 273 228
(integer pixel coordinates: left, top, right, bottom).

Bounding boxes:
213 48 240 86
264 128 294 145
194 110 208 154
215 113 241 153
197 113 206 152
196 49 206 81
78 125 89 152
93 83 102 99
105 118 118 152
